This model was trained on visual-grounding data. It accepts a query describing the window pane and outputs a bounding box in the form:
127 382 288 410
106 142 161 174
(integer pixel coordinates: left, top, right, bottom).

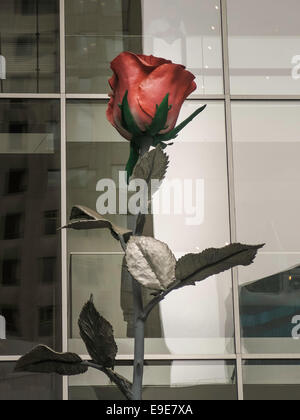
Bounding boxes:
66 100 129 255
227 0 300 94
232 101 300 353
67 100 234 356
142 0 223 94
65 0 223 94
65 0 143 93
69 361 237 400
0 0 60 93
0 362 61 400
0 99 61 356
243 361 300 400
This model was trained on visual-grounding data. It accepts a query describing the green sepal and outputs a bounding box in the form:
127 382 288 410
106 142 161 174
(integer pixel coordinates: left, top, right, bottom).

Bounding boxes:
152 136 173 149
125 142 140 184
147 93 170 136
155 104 207 142
159 141 173 149
120 91 143 137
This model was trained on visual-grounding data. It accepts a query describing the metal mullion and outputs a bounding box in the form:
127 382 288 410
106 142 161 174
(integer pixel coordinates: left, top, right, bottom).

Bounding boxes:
235 355 244 400
70 252 124 256
0 93 61 98
188 94 225 100
231 95 300 101
60 93 68 401
66 93 109 99
59 0 68 401
78 354 238 361
0 356 22 362
60 0 66 96
220 0 243 401
242 354 300 360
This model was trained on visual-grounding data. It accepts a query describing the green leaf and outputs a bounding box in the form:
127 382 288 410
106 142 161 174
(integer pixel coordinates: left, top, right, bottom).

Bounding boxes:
175 243 264 289
148 93 170 136
61 205 132 242
126 236 177 291
156 104 207 142
15 345 87 376
78 296 118 368
120 91 143 137
125 143 140 184
131 146 169 196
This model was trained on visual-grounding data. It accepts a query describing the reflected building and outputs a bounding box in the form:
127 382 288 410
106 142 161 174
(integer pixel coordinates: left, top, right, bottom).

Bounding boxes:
241 266 300 339
0 0 59 94
0 99 61 399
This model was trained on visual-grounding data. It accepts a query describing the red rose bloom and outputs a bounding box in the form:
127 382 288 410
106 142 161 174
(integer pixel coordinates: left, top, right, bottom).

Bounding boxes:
107 52 197 140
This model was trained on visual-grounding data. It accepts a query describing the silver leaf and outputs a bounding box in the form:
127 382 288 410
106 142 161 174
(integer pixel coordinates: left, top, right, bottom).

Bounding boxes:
131 146 169 196
126 236 176 291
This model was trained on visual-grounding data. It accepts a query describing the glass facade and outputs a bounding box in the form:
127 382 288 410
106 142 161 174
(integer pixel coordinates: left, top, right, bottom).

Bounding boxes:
0 361 61 400
1 0 300 400
243 360 300 400
227 0 300 95
0 0 60 93
0 99 61 357
69 361 237 400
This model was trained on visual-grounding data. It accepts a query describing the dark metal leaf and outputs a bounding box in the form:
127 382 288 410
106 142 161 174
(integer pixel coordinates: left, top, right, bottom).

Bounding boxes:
15 345 87 376
131 146 169 196
61 205 132 242
78 296 118 368
103 368 133 400
176 243 264 288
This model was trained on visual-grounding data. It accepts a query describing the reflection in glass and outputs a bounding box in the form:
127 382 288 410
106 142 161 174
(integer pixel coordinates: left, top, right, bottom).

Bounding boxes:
65 0 223 94
240 263 300 354
232 101 300 353
0 100 61 356
243 360 300 400
67 100 234 356
0 0 60 93
67 102 129 254
0 362 61 400
227 0 300 94
65 0 143 93
67 100 162 352
232 102 300 252
142 0 223 94
69 361 237 401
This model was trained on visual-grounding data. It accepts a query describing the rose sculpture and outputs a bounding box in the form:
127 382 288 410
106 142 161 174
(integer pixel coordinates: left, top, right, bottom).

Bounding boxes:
16 52 263 402
107 52 206 180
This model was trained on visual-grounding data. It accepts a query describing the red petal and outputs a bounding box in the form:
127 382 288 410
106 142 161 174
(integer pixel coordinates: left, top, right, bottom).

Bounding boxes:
108 74 118 90
137 54 172 68
110 52 156 131
138 64 197 131
106 95 132 141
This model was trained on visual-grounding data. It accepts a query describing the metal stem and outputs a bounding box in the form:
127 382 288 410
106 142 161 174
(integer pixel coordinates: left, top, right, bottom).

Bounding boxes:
130 137 152 400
